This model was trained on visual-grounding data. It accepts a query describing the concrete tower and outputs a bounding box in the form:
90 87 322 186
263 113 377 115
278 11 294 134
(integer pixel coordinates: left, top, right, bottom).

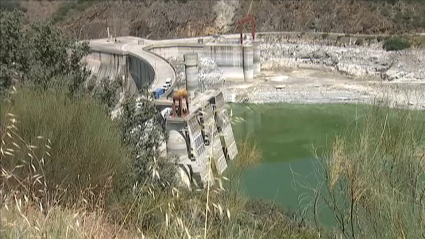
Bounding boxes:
253 40 261 77
184 53 199 97
243 44 254 82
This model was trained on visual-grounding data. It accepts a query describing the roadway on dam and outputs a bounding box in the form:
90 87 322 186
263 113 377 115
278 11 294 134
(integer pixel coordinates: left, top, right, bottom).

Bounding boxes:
88 36 178 100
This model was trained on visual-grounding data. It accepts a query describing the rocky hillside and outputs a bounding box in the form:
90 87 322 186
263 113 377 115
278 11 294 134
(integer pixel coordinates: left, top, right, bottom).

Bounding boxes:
260 34 425 82
7 0 424 40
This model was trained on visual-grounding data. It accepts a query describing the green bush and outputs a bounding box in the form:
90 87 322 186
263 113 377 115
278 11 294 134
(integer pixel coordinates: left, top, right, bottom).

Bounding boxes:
0 10 90 95
315 104 425 238
0 0 27 12
1 87 132 206
376 35 384 42
355 38 364 46
383 37 411 51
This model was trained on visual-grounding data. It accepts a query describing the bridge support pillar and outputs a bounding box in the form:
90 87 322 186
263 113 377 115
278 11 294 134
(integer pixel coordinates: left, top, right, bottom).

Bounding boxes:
184 53 199 98
243 44 254 82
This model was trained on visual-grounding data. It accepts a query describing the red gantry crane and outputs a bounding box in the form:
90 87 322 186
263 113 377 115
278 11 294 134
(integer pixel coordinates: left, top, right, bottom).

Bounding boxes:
171 89 189 118
236 14 256 45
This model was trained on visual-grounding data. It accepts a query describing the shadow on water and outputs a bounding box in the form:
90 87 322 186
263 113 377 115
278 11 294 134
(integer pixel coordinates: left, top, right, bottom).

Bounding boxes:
230 103 369 227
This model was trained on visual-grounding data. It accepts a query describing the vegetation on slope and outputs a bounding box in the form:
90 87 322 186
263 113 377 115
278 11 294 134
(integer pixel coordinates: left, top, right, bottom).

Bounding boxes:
2 0 425 40
0 10 317 238
0 88 317 238
51 0 425 40
2 5 425 239
308 103 425 238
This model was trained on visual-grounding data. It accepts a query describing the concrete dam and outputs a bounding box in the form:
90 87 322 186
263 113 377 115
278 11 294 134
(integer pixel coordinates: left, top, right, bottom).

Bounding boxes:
85 34 259 187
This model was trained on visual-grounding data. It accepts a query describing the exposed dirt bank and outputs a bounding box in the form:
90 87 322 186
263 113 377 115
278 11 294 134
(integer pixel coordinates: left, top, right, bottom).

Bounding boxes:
221 68 425 110
260 35 425 82
46 0 425 40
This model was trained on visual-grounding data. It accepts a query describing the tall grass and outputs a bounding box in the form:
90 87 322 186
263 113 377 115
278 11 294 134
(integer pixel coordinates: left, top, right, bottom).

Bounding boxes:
1 86 132 208
314 103 425 238
1 86 317 238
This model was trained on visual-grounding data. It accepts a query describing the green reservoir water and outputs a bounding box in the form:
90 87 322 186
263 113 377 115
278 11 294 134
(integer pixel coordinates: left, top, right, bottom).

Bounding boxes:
230 103 368 225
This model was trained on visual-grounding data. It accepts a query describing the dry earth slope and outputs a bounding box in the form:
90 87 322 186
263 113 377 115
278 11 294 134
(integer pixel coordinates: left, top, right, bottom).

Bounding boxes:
52 0 425 40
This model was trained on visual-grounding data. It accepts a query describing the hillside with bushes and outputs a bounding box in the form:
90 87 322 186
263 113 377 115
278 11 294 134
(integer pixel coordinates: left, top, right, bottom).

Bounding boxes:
2 2 425 239
0 10 317 238
1 0 425 40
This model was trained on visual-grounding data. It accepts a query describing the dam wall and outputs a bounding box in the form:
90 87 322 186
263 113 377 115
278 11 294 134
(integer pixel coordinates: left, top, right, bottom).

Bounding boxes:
143 37 259 82
203 42 255 82
87 36 239 189
127 53 155 90
85 50 127 80
85 50 138 95
203 43 244 81
85 49 156 95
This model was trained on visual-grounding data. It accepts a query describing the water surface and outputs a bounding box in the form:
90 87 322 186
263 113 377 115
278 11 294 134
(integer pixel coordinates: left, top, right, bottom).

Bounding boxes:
230 103 368 225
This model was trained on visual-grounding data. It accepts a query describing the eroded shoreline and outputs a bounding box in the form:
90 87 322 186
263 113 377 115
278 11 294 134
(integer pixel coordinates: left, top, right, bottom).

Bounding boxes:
220 68 425 110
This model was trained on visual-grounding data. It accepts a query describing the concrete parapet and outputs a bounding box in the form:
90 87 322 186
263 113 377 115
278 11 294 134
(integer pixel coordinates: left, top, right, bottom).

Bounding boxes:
146 43 204 59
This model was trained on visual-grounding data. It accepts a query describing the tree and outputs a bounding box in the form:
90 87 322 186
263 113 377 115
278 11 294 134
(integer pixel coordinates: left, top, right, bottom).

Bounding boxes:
117 88 175 186
0 10 27 92
0 10 91 94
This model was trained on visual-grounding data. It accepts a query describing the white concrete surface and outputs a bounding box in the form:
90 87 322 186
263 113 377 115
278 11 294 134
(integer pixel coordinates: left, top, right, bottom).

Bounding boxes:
88 36 177 99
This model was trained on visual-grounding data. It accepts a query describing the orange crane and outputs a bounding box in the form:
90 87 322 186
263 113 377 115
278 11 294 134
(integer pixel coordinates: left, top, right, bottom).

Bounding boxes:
171 89 189 118
236 14 256 45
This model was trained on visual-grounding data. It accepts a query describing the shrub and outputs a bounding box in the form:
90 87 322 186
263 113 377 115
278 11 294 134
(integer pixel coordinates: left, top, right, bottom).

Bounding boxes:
321 33 329 40
1 87 132 206
376 35 385 42
355 38 364 46
0 10 90 95
406 34 425 48
315 103 425 238
383 37 411 51
0 0 27 12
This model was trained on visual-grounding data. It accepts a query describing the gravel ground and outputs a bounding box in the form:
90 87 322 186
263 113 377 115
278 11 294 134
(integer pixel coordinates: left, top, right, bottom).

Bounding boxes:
168 41 425 110
220 70 425 110
261 41 425 82
222 40 425 109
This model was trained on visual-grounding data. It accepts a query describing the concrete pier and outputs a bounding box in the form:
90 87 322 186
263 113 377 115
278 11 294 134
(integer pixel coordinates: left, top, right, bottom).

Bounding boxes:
184 53 199 97
243 43 254 82
253 40 261 77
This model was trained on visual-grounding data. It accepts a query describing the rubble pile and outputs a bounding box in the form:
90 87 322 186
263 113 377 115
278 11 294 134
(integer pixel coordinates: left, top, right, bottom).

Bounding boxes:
167 56 186 88
198 57 226 90
168 56 225 91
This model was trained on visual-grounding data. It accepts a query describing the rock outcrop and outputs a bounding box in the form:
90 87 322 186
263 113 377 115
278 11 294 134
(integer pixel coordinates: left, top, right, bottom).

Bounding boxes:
261 40 425 82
